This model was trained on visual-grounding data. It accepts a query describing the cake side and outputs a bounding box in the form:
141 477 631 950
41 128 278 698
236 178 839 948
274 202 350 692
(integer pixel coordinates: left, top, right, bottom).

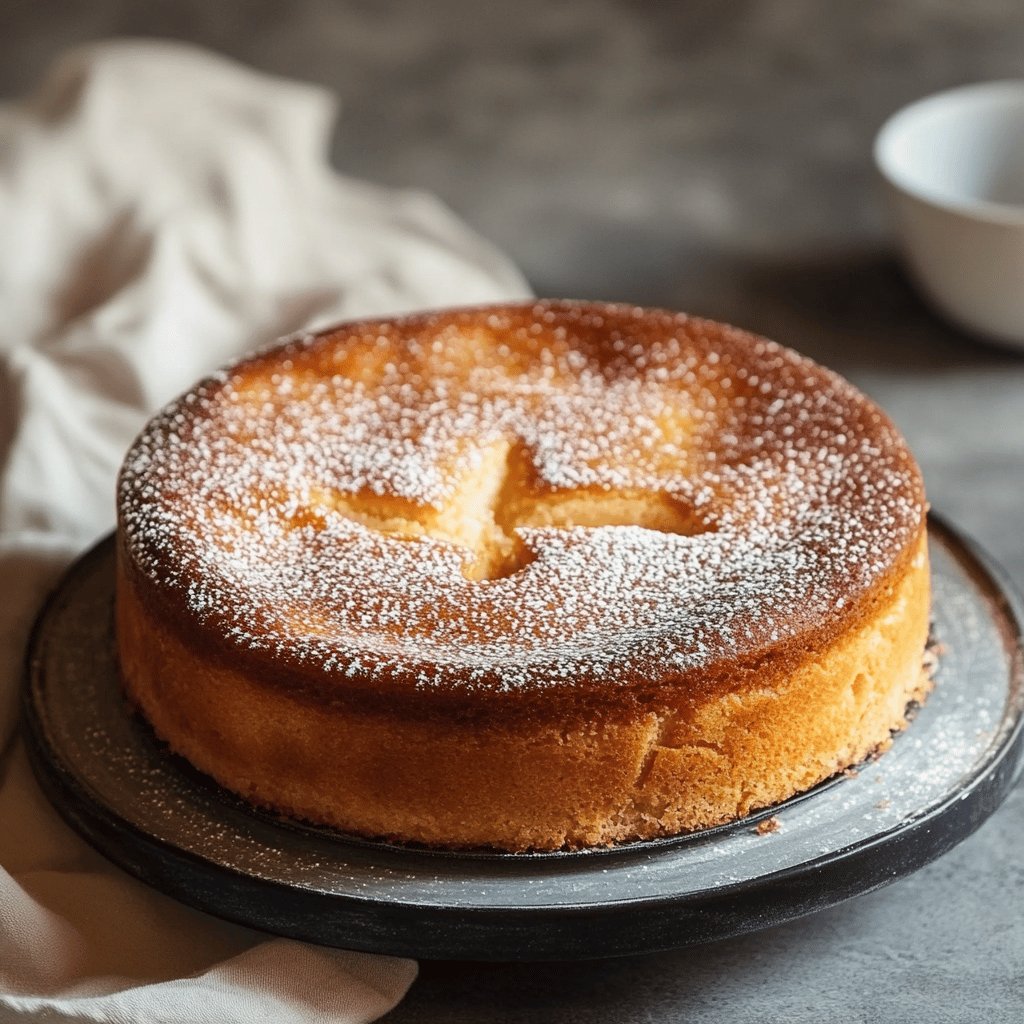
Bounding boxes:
117 526 929 852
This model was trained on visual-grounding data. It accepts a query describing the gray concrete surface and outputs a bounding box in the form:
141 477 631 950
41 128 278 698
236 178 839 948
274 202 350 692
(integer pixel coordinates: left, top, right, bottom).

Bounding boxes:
5 2 1023 1020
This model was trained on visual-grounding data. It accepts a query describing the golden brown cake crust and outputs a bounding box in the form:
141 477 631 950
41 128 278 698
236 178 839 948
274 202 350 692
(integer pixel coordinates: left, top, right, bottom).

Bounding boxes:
116 301 930 849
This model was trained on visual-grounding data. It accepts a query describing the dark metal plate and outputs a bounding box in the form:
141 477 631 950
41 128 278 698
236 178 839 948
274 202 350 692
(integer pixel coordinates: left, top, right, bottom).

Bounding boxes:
21 514 1024 960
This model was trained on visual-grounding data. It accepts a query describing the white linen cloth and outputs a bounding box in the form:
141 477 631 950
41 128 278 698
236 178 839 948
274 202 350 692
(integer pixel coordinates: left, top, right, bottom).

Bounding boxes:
0 40 530 1022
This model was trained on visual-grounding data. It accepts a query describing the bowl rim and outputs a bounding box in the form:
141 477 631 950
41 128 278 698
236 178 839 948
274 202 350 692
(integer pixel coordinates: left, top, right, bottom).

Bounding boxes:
874 79 1024 226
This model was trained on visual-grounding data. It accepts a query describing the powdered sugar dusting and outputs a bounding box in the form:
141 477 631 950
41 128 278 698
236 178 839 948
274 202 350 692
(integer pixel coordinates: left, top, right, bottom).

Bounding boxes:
118 301 926 695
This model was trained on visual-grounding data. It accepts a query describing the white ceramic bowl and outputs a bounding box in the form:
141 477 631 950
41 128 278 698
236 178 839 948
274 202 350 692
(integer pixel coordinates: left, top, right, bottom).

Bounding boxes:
875 81 1024 348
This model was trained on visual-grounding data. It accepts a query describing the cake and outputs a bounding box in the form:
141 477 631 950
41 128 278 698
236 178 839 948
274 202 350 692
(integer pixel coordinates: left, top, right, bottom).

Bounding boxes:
115 301 931 852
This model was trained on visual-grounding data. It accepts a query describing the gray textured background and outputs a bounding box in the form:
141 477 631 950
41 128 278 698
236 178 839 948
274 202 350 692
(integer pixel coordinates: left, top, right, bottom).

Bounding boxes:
5 2 1024 1021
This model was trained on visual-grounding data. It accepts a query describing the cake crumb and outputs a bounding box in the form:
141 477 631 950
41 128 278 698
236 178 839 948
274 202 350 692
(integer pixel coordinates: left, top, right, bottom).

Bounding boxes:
755 816 781 835
875 798 891 810
922 639 947 678
873 737 894 757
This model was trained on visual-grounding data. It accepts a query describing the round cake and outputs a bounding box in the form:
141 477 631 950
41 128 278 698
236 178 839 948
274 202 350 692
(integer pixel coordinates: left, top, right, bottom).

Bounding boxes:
116 301 931 852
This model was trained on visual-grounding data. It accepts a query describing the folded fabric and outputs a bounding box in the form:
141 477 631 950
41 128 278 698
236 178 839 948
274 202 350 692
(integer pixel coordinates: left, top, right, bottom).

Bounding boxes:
0 39 530 1023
